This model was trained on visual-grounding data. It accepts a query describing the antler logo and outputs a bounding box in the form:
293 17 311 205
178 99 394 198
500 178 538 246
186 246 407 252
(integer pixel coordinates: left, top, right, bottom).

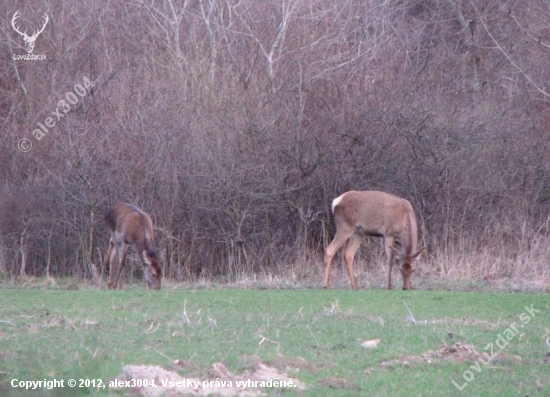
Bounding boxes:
11 11 49 54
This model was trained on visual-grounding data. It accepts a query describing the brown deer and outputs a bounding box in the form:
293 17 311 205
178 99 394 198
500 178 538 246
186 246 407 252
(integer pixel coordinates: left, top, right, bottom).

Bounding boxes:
104 203 163 290
324 191 425 290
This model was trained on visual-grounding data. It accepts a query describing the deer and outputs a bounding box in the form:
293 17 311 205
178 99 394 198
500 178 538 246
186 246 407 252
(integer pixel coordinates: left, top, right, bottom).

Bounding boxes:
11 11 49 54
324 191 425 290
104 203 163 290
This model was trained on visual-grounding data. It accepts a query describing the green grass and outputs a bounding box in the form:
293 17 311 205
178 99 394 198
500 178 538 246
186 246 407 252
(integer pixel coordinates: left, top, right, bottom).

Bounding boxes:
0 286 548 396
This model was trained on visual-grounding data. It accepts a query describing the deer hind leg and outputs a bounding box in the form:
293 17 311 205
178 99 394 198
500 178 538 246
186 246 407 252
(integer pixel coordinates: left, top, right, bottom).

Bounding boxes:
110 242 129 290
343 234 361 290
324 228 354 289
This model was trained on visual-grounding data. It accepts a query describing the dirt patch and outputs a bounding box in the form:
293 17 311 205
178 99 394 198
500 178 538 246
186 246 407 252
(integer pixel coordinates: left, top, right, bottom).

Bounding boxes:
380 342 484 367
171 359 200 371
110 356 305 396
366 342 522 373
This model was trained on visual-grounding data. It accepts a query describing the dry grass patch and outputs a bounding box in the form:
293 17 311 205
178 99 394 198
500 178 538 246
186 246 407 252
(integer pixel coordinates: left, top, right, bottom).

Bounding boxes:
110 355 306 396
366 342 523 374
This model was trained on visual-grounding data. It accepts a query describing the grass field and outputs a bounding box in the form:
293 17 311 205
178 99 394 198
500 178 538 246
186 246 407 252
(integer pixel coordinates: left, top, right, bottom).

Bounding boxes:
0 282 548 396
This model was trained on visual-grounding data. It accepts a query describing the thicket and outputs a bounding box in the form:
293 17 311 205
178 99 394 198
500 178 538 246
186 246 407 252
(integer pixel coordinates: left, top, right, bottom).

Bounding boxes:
1 0 549 284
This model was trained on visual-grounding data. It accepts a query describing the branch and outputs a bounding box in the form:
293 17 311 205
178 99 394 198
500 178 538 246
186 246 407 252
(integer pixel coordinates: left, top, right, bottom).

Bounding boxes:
472 3 550 99
509 10 550 50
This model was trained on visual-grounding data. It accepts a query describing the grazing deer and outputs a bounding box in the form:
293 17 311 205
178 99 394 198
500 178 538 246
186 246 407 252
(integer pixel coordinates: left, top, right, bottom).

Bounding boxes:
324 191 425 290
104 203 163 290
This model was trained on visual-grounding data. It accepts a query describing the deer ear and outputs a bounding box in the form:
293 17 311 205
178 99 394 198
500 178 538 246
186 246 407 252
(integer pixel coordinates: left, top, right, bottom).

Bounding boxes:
142 250 151 265
412 247 426 259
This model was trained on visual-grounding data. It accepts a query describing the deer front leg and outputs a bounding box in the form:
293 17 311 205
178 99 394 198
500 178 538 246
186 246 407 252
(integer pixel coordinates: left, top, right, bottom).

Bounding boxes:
107 242 118 290
105 240 114 288
384 237 397 290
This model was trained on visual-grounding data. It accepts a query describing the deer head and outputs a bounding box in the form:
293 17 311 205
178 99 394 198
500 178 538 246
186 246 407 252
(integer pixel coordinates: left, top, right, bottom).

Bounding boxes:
142 250 163 290
390 245 426 290
12 11 49 54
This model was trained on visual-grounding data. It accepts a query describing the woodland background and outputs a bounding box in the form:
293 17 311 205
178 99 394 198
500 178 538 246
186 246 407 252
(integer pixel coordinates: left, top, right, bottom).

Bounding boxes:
1 0 549 286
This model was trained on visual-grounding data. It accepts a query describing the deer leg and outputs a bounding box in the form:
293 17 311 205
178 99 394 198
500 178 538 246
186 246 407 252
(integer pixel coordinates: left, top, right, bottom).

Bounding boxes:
107 242 118 289
103 239 113 271
343 234 361 290
384 237 396 290
324 229 353 289
111 243 129 290
105 240 114 286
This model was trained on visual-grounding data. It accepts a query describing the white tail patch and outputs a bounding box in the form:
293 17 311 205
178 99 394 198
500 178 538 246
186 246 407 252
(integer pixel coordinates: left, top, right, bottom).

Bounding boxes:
331 194 345 213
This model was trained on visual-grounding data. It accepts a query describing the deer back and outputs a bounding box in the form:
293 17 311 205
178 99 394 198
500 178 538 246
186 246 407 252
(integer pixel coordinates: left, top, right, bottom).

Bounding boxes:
333 191 418 253
105 204 155 252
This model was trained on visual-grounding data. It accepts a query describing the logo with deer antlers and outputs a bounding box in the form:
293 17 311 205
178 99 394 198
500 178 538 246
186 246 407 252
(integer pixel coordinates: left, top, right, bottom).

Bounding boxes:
11 11 49 54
